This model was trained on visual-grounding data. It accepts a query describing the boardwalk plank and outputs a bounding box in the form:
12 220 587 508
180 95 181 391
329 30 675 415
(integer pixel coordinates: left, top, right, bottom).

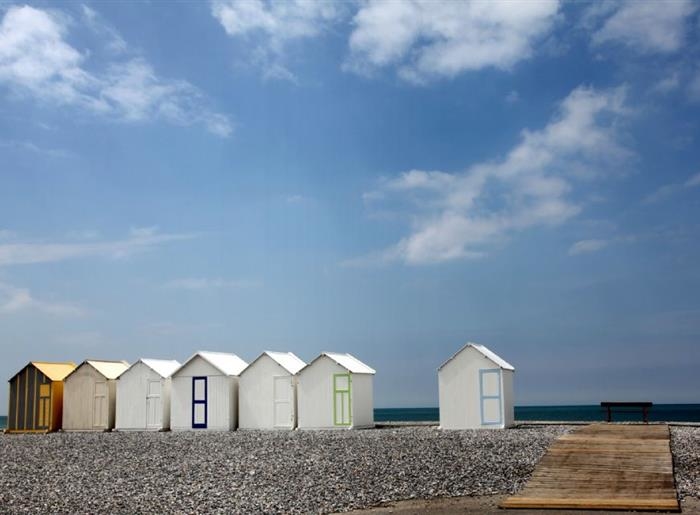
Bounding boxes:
500 423 680 512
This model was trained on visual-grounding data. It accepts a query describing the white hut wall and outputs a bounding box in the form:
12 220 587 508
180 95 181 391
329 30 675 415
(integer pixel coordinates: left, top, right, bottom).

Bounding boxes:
170 357 235 431
502 369 515 428
298 357 346 429
239 355 280 429
116 362 164 430
161 377 172 430
63 365 113 431
349 373 374 428
439 348 501 429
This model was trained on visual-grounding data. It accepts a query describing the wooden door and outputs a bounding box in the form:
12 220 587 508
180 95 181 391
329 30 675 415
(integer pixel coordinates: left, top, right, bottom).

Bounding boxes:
479 369 502 426
333 374 351 426
146 380 161 429
273 376 293 428
93 381 108 428
37 383 51 430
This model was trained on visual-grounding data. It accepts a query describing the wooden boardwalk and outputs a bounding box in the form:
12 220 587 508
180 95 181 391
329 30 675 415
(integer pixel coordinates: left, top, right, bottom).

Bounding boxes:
501 424 680 511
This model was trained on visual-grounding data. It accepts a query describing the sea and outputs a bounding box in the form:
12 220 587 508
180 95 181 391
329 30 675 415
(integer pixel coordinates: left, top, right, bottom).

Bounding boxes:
1 405 699 430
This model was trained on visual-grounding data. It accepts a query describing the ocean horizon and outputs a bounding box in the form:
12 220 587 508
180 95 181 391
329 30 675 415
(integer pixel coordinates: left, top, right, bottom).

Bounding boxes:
2 404 699 430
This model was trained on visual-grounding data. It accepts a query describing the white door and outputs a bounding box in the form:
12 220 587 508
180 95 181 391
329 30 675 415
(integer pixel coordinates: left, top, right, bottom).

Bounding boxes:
479 369 502 426
273 376 293 428
93 381 108 429
146 380 161 429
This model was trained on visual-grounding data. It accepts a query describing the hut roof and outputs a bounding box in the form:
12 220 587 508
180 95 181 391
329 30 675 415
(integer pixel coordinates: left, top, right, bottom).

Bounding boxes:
303 352 376 374
243 351 306 375
176 351 248 376
27 362 76 381
85 360 130 379
130 359 181 378
439 342 515 371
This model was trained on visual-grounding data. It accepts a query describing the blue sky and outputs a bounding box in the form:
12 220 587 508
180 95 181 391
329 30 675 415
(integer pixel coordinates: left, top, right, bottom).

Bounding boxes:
1 0 700 411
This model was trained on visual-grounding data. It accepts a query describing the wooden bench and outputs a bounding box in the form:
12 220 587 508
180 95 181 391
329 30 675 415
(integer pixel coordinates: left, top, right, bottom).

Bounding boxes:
600 401 653 423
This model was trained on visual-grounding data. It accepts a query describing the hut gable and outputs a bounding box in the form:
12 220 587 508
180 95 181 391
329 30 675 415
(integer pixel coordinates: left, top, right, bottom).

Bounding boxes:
30 362 76 381
439 343 514 372
139 358 181 378
174 351 248 378
242 351 305 376
85 360 129 379
301 352 376 376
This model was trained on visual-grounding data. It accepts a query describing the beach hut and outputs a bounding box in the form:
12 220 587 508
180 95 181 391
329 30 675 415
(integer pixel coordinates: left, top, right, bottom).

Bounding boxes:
297 352 375 430
239 351 306 430
438 342 515 429
62 360 129 431
6 361 76 433
170 351 248 431
115 359 181 431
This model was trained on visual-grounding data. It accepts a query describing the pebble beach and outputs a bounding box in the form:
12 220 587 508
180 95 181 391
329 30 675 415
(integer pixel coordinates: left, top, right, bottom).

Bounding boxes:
0 425 698 514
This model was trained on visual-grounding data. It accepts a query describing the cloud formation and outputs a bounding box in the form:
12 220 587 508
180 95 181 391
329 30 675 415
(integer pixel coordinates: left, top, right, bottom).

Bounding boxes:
346 0 560 83
0 5 231 136
568 239 608 256
0 228 194 266
164 277 260 290
588 0 698 54
644 171 700 204
355 86 630 265
211 0 345 82
0 283 84 316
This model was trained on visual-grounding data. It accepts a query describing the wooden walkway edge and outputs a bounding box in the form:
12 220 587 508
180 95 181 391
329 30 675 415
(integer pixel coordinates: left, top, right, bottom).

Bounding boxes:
501 423 680 512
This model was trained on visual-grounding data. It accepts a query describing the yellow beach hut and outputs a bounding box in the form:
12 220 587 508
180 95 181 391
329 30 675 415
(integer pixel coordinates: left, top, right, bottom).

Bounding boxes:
6 361 76 433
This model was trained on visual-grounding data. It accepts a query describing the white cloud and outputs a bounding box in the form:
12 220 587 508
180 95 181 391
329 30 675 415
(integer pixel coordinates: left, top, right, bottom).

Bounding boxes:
568 239 608 256
685 172 700 188
211 0 346 82
346 0 560 83
0 283 85 316
643 183 680 205
652 73 681 95
644 172 700 204
0 138 73 158
588 0 698 54
0 5 231 136
354 85 630 265
689 69 700 103
81 4 127 54
0 228 194 266
164 277 260 290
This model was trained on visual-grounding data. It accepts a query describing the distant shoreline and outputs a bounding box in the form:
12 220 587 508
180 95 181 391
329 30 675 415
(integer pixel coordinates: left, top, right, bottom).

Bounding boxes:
2 403 700 430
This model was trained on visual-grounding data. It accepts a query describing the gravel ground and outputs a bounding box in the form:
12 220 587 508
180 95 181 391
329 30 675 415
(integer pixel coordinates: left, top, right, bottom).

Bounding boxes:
671 426 700 499
0 426 568 514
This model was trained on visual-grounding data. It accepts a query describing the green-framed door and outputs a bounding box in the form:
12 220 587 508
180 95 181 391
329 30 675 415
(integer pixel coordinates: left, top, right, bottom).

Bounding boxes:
333 373 351 426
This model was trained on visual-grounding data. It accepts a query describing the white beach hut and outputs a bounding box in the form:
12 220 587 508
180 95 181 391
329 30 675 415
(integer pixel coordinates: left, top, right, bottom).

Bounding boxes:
297 352 375 430
115 359 181 431
170 351 248 431
239 351 306 430
63 360 130 431
438 342 515 429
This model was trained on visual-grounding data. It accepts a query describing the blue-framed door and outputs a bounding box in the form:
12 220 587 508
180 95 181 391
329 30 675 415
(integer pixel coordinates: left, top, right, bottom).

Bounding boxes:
479 369 502 426
192 376 207 429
